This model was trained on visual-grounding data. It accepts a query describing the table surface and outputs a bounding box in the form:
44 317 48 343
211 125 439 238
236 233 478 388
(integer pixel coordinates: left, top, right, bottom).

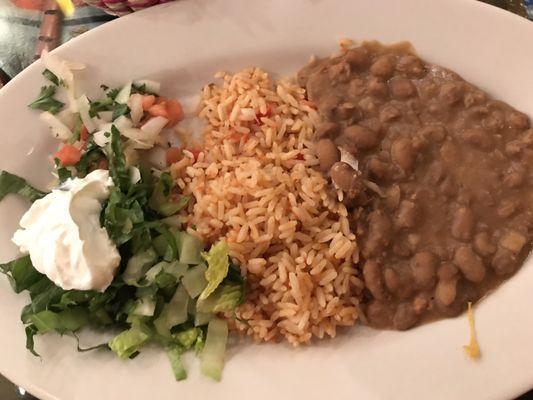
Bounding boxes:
0 0 531 399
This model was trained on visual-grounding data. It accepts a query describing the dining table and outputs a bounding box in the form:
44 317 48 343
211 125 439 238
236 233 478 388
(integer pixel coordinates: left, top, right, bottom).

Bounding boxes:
0 0 531 398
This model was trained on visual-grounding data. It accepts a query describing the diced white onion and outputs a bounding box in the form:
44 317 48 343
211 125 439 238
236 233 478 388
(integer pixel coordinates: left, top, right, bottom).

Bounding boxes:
339 147 359 170
129 166 141 184
115 81 132 104
121 128 157 150
133 79 161 95
76 95 96 133
93 111 113 129
128 93 144 125
63 60 86 71
114 115 133 132
141 116 168 136
42 49 73 86
93 130 111 147
41 49 79 112
57 109 76 130
40 111 72 141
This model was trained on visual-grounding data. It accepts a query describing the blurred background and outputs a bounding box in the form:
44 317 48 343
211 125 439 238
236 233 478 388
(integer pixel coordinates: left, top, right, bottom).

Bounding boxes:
0 0 531 398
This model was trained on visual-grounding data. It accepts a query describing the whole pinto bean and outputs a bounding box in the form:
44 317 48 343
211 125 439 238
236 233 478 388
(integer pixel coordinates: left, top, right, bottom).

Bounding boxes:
396 54 426 78
345 47 371 69
391 137 417 171
389 76 417 99
451 207 475 241
330 162 365 199
314 122 341 140
367 76 389 98
473 232 497 256
370 55 395 79
363 210 393 257
462 128 494 150
342 125 379 150
315 139 340 172
435 279 457 307
435 263 459 308
363 259 388 300
384 267 415 300
395 200 420 229
491 247 518 276
365 300 394 328
411 251 438 289
392 302 419 330
453 245 486 283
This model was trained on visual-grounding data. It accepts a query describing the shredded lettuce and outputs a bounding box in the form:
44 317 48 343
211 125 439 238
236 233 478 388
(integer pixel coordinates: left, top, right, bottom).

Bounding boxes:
149 172 189 217
0 171 46 202
177 232 204 265
166 345 187 381
201 318 228 381
122 249 158 286
0 256 44 293
182 264 208 298
196 283 244 314
199 241 230 300
154 285 189 338
109 325 151 359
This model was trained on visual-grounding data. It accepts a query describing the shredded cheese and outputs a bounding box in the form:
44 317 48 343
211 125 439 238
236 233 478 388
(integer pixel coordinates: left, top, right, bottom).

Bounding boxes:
55 0 74 16
463 302 481 359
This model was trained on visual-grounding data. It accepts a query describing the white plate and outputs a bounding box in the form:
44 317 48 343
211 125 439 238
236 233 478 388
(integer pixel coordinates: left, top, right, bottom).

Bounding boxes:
1 1 532 399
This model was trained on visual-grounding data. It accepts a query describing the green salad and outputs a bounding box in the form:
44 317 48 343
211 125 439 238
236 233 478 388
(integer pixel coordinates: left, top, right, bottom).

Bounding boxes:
0 53 245 381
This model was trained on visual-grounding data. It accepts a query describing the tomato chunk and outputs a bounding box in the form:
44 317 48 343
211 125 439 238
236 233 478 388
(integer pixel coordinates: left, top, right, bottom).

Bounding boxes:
166 147 182 165
148 103 168 118
55 145 81 166
189 148 201 162
142 95 156 110
80 125 89 141
164 99 184 127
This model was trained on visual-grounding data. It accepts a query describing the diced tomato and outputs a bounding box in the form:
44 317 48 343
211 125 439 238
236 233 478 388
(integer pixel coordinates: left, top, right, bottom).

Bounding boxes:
189 148 202 162
296 153 305 160
148 103 168 118
164 99 184 127
166 147 182 165
80 125 89 141
142 95 156 110
55 145 81 166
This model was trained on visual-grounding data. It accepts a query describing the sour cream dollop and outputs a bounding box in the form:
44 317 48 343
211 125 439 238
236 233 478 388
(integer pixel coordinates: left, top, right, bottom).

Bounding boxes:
12 169 120 292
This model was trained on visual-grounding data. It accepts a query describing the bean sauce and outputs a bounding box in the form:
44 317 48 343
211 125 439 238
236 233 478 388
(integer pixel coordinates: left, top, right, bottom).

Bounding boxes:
298 41 533 330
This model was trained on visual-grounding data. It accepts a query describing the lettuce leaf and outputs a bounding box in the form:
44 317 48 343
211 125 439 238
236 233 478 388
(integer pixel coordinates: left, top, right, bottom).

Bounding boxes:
166 345 187 381
200 318 228 381
0 256 44 293
199 241 230 300
109 325 151 359
0 171 46 202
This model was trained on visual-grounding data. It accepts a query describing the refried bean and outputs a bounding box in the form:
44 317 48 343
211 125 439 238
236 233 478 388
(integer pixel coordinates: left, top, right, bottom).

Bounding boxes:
298 41 533 330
